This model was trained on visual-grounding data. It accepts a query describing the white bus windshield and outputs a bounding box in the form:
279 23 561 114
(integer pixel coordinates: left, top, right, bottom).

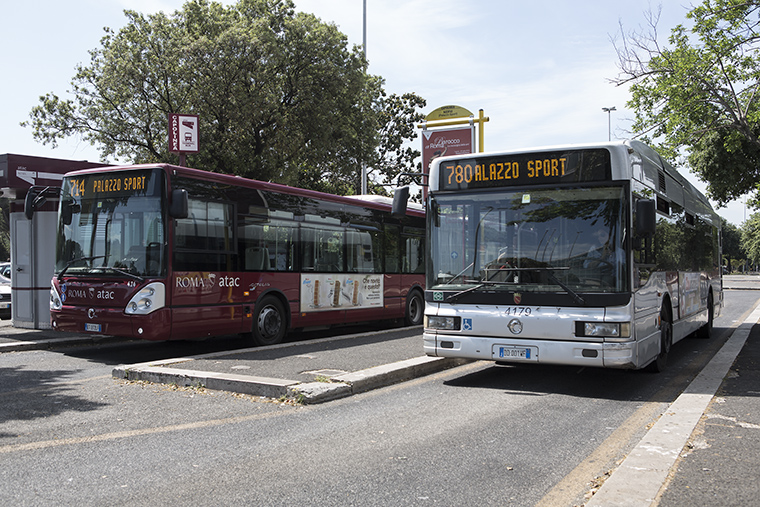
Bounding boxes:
429 186 628 294
55 169 166 278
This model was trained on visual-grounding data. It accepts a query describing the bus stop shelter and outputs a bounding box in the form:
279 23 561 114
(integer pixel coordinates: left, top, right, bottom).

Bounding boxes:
0 154 106 329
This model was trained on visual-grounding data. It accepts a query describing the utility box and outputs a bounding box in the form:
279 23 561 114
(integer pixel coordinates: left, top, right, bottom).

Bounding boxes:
1 154 106 329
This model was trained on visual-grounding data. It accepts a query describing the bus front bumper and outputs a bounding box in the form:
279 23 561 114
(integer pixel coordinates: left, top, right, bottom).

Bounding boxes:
51 307 172 341
423 332 639 369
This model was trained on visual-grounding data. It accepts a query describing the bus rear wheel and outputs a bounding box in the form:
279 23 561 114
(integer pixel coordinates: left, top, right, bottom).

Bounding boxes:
252 296 286 346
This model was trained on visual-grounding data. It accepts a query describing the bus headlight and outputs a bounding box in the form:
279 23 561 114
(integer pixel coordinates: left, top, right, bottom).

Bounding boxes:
425 315 461 330
576 321 631 340
50 283 62 311
125 282 165 315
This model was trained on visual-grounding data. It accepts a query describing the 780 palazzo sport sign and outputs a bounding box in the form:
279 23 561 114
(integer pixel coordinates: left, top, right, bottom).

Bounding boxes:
437 148 613 190
168 114 200 153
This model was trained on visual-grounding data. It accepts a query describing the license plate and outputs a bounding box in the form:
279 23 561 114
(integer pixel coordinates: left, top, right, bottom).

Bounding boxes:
85 323 102 332
497 346 537 361
0 303 8 309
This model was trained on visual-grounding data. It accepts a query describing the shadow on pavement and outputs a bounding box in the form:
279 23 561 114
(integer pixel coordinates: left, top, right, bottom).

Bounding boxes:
0 366 107 435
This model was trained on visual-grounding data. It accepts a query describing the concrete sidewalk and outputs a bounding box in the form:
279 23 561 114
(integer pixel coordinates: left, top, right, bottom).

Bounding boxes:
588 303 760 506
112 326 470 404
654 308 760 506
723 274 760 290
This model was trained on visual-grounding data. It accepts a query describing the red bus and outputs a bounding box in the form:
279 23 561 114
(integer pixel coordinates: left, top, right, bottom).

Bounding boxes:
45 164 425 345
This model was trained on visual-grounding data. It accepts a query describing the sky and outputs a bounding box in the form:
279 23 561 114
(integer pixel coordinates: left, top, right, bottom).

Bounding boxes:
0 0 750 225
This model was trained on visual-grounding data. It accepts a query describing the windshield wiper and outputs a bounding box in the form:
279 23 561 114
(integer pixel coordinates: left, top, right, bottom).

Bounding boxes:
446 281 492 303
545 268 585 305
445 279 517 303
57 256 105 282
90 266 144 282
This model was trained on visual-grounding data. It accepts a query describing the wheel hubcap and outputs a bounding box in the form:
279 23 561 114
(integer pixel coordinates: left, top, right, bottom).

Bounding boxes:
259 307 281 337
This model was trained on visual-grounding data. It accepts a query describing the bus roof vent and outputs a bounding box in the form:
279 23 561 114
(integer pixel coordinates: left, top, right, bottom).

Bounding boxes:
658 171 667 193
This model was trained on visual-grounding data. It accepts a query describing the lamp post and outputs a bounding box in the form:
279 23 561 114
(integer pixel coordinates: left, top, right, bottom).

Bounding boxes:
602 106 616 141
361 0 368 194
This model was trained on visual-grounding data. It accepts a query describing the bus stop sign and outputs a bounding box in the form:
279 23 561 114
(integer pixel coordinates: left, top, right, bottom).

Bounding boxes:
168 114 199 153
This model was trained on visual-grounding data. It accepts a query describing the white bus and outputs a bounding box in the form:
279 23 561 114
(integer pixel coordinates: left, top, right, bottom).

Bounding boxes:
405 140 722 371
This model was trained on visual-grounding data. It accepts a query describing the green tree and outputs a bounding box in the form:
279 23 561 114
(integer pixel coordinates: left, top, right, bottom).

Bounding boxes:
741 212 760 265
721 218 743 271
23 0 424 194
294 86 426 196
613 1 760 207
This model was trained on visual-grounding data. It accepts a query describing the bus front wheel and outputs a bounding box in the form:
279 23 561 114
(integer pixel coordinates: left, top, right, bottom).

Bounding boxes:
252 296 286 346
647 307 672 373
405 289 424 326
696 292 714 339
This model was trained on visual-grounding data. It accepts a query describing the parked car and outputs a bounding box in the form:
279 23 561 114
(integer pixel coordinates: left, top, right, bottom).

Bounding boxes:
0 280 10 319
0 262 10 280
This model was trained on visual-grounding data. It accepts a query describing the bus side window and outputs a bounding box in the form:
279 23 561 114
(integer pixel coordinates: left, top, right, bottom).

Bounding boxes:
267 223 294 271
174 198 236 271
402 234 424 273
384 225 400 274
314 228 343 272
301 227 316 271
347 229 375 273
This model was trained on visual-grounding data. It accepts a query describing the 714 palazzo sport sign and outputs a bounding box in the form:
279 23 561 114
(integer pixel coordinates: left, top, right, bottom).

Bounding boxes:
168 114 199 153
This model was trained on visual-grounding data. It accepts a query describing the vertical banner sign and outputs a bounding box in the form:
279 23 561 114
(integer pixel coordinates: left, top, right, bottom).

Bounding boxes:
168 114 200 153
421 126 473 200
421 126 474 172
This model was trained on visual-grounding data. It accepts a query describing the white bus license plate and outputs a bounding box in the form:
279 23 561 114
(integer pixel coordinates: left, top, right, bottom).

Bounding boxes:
498 346 537 361
85 323 101 333
0 303 8 309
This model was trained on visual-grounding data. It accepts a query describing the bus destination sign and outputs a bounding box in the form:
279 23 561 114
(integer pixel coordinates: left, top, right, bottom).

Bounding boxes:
438 149 611 191
66 169 160 199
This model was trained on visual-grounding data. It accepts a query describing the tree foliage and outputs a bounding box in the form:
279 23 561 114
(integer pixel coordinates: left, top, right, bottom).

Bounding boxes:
613 0 760 207
722 218 743 270
23 0 424 194
741 211 760 264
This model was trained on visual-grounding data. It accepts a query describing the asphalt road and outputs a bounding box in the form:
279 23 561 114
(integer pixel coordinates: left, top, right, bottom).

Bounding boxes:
0 290 757 506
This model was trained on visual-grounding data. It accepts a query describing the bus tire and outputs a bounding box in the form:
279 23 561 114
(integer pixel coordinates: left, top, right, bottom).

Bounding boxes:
647 307 672 373
405 289 424 326
696 292 714 339
252 295 286 346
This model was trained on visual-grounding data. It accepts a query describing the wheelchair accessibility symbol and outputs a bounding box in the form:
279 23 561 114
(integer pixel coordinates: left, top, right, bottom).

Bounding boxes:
463 318 472 331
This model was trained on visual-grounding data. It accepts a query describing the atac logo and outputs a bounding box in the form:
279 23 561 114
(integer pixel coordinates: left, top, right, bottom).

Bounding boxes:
65 287 88 299
61 285 114 300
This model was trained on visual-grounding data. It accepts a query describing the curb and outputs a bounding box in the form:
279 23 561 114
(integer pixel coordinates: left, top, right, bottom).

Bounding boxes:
0 334 125 352
113 356 472 404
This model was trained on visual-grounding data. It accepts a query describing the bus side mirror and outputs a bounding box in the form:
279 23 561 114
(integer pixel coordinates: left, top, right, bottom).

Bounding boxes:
170 189 188 219
392 186 410 219
60 197 77 226
636 199 656 236
24 190 36 220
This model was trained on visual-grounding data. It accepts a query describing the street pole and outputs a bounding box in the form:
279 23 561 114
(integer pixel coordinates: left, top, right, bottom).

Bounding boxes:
361 0 368 194
602 106 616 141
